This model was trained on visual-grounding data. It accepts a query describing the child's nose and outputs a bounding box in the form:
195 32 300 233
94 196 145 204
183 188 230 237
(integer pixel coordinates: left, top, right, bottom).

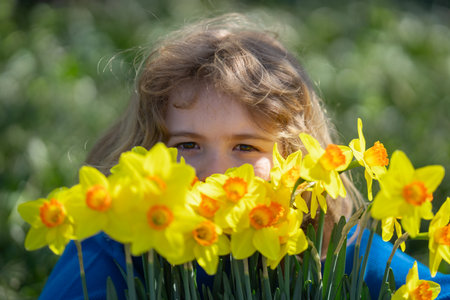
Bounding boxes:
198 152 235 181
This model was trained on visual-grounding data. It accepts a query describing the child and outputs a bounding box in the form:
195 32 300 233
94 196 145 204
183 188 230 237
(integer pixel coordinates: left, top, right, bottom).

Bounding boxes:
38 13 449 299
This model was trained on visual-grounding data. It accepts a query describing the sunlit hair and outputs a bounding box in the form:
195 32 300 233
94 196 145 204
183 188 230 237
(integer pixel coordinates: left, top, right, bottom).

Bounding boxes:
86 13 363 229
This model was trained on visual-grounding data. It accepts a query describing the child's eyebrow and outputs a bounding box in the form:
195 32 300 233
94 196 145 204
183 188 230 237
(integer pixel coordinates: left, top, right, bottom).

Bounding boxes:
168 132 204 139
168 132 272 142
230 134 273 142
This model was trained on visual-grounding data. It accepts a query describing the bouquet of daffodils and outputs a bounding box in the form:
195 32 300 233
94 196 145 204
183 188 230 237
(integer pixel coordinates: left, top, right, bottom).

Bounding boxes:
18 119 448 299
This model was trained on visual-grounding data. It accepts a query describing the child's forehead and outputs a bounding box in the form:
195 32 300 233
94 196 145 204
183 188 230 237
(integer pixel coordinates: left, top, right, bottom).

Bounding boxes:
166 84 275 141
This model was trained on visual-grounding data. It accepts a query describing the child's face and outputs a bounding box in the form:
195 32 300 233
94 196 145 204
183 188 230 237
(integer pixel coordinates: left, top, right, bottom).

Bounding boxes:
166 86 275 181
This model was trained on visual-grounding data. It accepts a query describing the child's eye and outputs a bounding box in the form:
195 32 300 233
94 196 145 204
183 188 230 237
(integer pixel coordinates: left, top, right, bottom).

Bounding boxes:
233 144 259 152
175 142 199 150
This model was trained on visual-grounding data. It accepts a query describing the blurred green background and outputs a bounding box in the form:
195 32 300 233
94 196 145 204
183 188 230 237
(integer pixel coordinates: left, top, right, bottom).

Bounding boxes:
1 0 449 298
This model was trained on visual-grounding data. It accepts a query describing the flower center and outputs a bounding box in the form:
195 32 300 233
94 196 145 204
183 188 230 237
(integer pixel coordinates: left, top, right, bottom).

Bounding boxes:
147 205 173 230
364 141 389 167
39 198 66 228
249 204 275 229
319 144 346 171
223 177 248 203
192 221 218 246
435 224 450 246
402 181 433 206
412 282 433 300
86 185 111 211
282 166 301 187
198 194 220 218
268 201 285 225
147 175 166 191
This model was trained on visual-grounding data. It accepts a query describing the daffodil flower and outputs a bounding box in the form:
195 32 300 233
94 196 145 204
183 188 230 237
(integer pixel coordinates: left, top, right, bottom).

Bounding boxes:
111 143 197 257
270 143 309 214
65 166 142 243
349 118 389 200
18 188 75 255
428 197 450 277
171 219 230 275
371 150 445 237
271 143 302 189
266 209 308 269
381 216 406 251
299 133 353 200
230 181 307 262
197 164 266 232
392 261 440 300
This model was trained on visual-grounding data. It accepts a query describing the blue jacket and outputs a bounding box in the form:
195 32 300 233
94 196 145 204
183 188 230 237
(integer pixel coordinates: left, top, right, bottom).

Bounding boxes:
39 230 449 299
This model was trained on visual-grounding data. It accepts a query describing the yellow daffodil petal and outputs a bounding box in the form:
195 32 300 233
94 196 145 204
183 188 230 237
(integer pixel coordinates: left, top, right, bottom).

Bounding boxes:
414 165 445 194
24 227 48 251
195 244 219 275
253 228 280 261
272 143 284 170
299 133 324 161
79 166 108 188
294 193 309 214
364 169 375 200
231 228 256 259
381 217 395 241
393 261 440 300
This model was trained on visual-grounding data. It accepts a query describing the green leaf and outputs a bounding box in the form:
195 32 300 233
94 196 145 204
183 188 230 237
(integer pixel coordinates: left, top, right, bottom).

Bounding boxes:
134 277 146 300
387 267 396 291
106 276 118 300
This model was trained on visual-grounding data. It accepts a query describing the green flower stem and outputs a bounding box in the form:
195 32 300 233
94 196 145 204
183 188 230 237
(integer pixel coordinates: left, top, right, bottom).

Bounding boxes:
355 220 377 298
316 208 325 259
75 240 90 300
410 232 428 240
377 232 409 300
182 264 191 300
243 258 252 300
339 160 361 174
232 257 244 300
350 208 371 300
284 255 290 299
124 244 137 300
187 262 197 300
290 177 305 206
147 250 155 300
262 257 271 299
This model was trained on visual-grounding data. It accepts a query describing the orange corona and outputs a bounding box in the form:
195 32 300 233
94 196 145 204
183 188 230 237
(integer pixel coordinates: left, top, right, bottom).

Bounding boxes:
198 194 220 218
282 166 301 187
268 202 285 225
403 181 433 206
364 141 389 167
435 224 450 246
249 204 275 229
192 221 218 246
86 185 112 211
39 198 66 228
319 144 346 171
147 175 167 191
411 282 433 300
147 205 173 230
223 177 248 203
